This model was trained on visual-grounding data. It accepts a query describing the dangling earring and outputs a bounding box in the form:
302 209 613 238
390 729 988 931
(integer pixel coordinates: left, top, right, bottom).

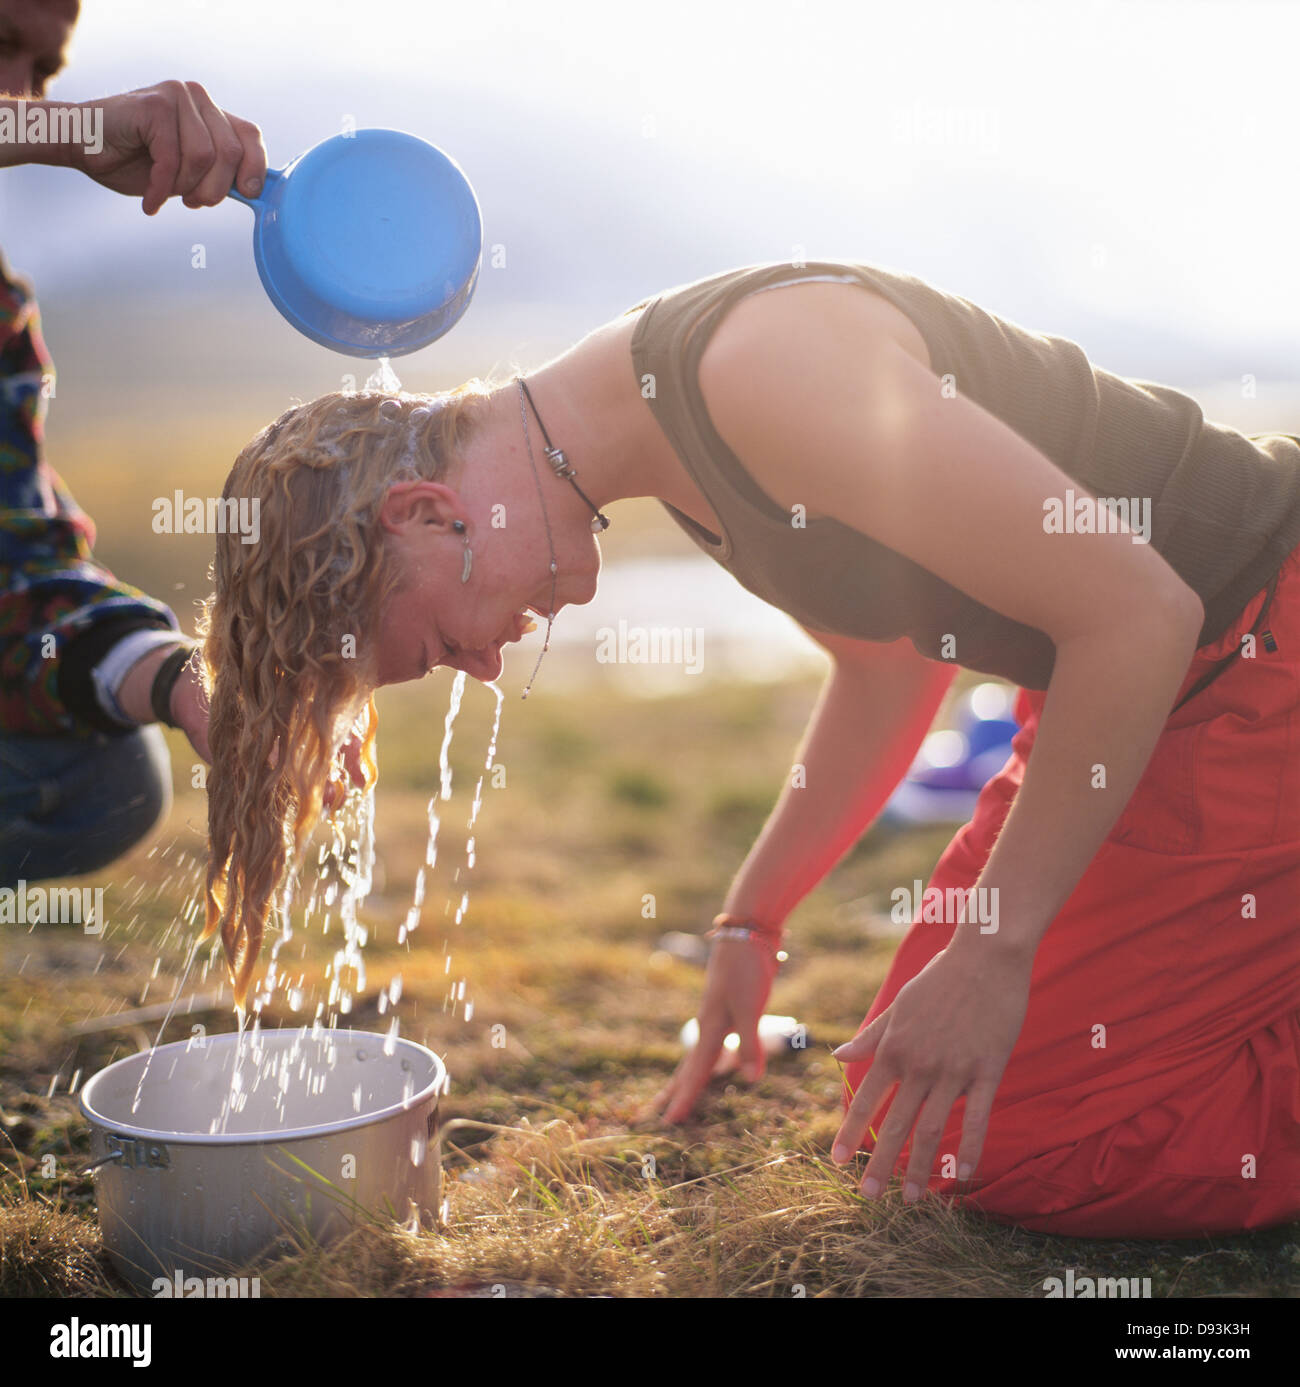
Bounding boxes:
453 519 472 583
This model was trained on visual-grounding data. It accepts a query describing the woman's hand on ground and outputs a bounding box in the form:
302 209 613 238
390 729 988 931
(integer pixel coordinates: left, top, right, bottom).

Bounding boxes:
648 935 781 1124
70 82 266 213
830 937 1033 1199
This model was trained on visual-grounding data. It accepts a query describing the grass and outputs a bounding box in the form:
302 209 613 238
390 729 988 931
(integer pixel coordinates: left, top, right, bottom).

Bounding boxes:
2 663 1299 1299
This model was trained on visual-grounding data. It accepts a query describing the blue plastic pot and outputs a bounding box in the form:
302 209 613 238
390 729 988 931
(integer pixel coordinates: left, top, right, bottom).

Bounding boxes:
231 128 482 358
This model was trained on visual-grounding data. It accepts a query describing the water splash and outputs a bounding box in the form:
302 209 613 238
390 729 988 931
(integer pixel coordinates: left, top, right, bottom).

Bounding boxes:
423 678 495 1034
323 787 376 1020
438 681 505 1017
399 670 467 946
364 356 402 393
129 927 206 1115
125 668 502 1136
439 671 468 803
464 683 505 875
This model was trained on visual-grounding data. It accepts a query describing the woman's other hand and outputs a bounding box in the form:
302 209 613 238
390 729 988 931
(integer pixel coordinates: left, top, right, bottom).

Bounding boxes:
648 932 782 1124
830 935 1033 1199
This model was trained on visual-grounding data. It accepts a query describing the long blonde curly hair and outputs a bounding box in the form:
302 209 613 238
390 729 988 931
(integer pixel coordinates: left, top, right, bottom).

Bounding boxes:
198 381 494 1006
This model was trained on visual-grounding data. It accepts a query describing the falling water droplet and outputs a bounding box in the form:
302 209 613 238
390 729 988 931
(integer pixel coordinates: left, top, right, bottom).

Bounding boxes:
364 356 402 394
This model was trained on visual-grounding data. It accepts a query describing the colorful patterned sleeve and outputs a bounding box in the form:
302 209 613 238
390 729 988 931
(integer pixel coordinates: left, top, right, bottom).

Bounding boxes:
0 252 179 738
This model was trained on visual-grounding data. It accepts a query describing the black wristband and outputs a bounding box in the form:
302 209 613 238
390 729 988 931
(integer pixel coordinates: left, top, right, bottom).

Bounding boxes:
150 644 197 728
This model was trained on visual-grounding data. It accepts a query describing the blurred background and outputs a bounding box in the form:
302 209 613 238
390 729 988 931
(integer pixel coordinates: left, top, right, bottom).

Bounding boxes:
7 0 1300 697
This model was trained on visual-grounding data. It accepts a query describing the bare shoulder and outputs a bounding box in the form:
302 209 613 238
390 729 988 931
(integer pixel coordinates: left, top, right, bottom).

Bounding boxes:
715 273 926 363
696 277 931 515
700 276 931 380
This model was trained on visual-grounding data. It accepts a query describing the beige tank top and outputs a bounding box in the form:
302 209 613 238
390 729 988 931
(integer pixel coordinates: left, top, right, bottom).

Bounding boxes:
622 259 1300 688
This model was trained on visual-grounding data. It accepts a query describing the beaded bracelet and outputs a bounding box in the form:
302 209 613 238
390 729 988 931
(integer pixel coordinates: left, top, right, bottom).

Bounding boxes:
707 913 788 965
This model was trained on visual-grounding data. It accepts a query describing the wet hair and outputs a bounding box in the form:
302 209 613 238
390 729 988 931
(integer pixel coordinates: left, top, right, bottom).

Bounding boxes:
198 381 493 1005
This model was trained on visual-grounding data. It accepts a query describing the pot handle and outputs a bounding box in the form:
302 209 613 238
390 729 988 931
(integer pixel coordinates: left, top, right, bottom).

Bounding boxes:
84 1134 171 1172
228 166 284 211
82 1150 124 1175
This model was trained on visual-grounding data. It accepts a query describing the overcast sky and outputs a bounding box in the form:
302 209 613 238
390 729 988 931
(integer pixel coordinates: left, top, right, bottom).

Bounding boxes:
3 0 1298 390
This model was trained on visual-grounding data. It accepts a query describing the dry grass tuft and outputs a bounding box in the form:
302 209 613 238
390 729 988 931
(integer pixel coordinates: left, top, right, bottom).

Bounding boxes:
253 1119 674 1297
239 1121 1061 1299
0 1181 111 1297
672 1143 1043 1297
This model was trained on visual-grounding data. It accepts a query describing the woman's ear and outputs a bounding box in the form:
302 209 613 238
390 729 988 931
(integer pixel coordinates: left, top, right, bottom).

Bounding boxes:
379 480 460 535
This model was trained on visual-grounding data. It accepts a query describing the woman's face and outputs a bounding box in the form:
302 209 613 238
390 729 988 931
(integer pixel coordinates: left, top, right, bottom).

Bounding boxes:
369 480 598 686
371 547 540 685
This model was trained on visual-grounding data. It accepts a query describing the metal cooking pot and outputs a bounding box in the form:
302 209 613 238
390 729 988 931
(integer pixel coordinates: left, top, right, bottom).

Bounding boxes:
79 1027 445 1295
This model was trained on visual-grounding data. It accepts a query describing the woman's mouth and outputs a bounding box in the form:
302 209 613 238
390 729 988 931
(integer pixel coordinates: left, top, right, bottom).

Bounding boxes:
423 608 544 682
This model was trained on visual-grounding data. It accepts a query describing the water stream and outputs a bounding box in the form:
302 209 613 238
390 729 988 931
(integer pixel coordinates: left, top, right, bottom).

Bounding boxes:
129 358 508 1129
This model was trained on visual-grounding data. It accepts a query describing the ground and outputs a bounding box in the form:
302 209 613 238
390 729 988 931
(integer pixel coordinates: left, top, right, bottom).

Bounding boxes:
3 670 1298 1298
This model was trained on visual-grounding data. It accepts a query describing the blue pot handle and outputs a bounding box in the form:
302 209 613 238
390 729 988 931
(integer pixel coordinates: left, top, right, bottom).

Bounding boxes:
228 166 283 211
